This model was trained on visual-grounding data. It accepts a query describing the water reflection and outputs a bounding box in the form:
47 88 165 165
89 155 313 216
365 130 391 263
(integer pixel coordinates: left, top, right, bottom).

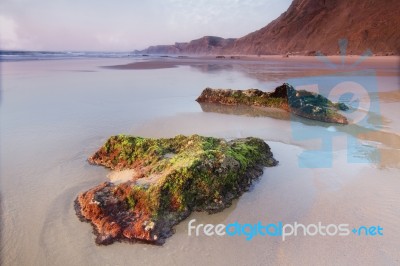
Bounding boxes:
197 101 400 168
189 63 234 73
198 102 290 120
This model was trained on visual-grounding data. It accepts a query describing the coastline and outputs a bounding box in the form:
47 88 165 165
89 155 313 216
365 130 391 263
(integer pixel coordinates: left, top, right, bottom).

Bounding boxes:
103 55 400 75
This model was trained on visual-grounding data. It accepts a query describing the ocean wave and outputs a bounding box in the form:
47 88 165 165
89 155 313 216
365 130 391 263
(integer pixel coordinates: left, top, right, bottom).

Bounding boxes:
0 50 139 61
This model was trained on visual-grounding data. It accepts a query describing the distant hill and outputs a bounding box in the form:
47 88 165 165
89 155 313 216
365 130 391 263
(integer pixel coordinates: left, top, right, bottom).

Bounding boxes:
138 0 400 55
136 36 236 55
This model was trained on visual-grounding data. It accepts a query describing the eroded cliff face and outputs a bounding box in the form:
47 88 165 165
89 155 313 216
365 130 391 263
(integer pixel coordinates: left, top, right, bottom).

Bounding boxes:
228 0 400 55
139 0 400 55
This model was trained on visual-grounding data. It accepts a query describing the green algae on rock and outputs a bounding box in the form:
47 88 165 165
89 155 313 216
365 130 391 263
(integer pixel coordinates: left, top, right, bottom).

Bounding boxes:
196 83 349 124
75 134 277 245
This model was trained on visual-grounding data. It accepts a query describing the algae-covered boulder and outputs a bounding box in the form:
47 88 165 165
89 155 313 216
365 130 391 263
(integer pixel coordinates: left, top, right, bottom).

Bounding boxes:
196 84 290 110
75 134 277 245
196 83 349 124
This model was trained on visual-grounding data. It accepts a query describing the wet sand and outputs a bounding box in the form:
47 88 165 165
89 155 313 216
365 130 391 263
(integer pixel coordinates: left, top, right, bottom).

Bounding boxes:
104 55 399 75
1 57 399 265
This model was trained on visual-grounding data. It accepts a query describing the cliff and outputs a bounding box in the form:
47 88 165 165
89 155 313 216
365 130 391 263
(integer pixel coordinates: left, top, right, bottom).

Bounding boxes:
229 0 400 55
138 0 400 55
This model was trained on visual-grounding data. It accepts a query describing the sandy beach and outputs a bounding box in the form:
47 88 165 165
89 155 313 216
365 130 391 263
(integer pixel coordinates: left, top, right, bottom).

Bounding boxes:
1 56 399 265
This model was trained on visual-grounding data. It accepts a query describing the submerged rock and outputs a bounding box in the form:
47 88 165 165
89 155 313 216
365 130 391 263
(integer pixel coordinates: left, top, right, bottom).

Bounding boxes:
196 83 349 124
75 134 277 245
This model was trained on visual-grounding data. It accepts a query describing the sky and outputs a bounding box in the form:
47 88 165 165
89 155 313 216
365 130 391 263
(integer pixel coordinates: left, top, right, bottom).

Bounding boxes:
0 0 292 51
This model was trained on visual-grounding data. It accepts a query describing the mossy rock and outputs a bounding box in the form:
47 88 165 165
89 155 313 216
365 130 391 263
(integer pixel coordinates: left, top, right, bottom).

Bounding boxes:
196 83 349 124
75 134 277 245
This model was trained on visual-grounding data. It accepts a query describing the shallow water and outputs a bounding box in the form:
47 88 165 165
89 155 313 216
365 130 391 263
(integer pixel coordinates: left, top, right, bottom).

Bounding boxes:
1 57 399 265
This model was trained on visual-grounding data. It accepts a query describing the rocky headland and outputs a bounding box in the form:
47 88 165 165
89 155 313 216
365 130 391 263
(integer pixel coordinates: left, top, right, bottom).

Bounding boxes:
75 134 277 245
137 36 236 55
